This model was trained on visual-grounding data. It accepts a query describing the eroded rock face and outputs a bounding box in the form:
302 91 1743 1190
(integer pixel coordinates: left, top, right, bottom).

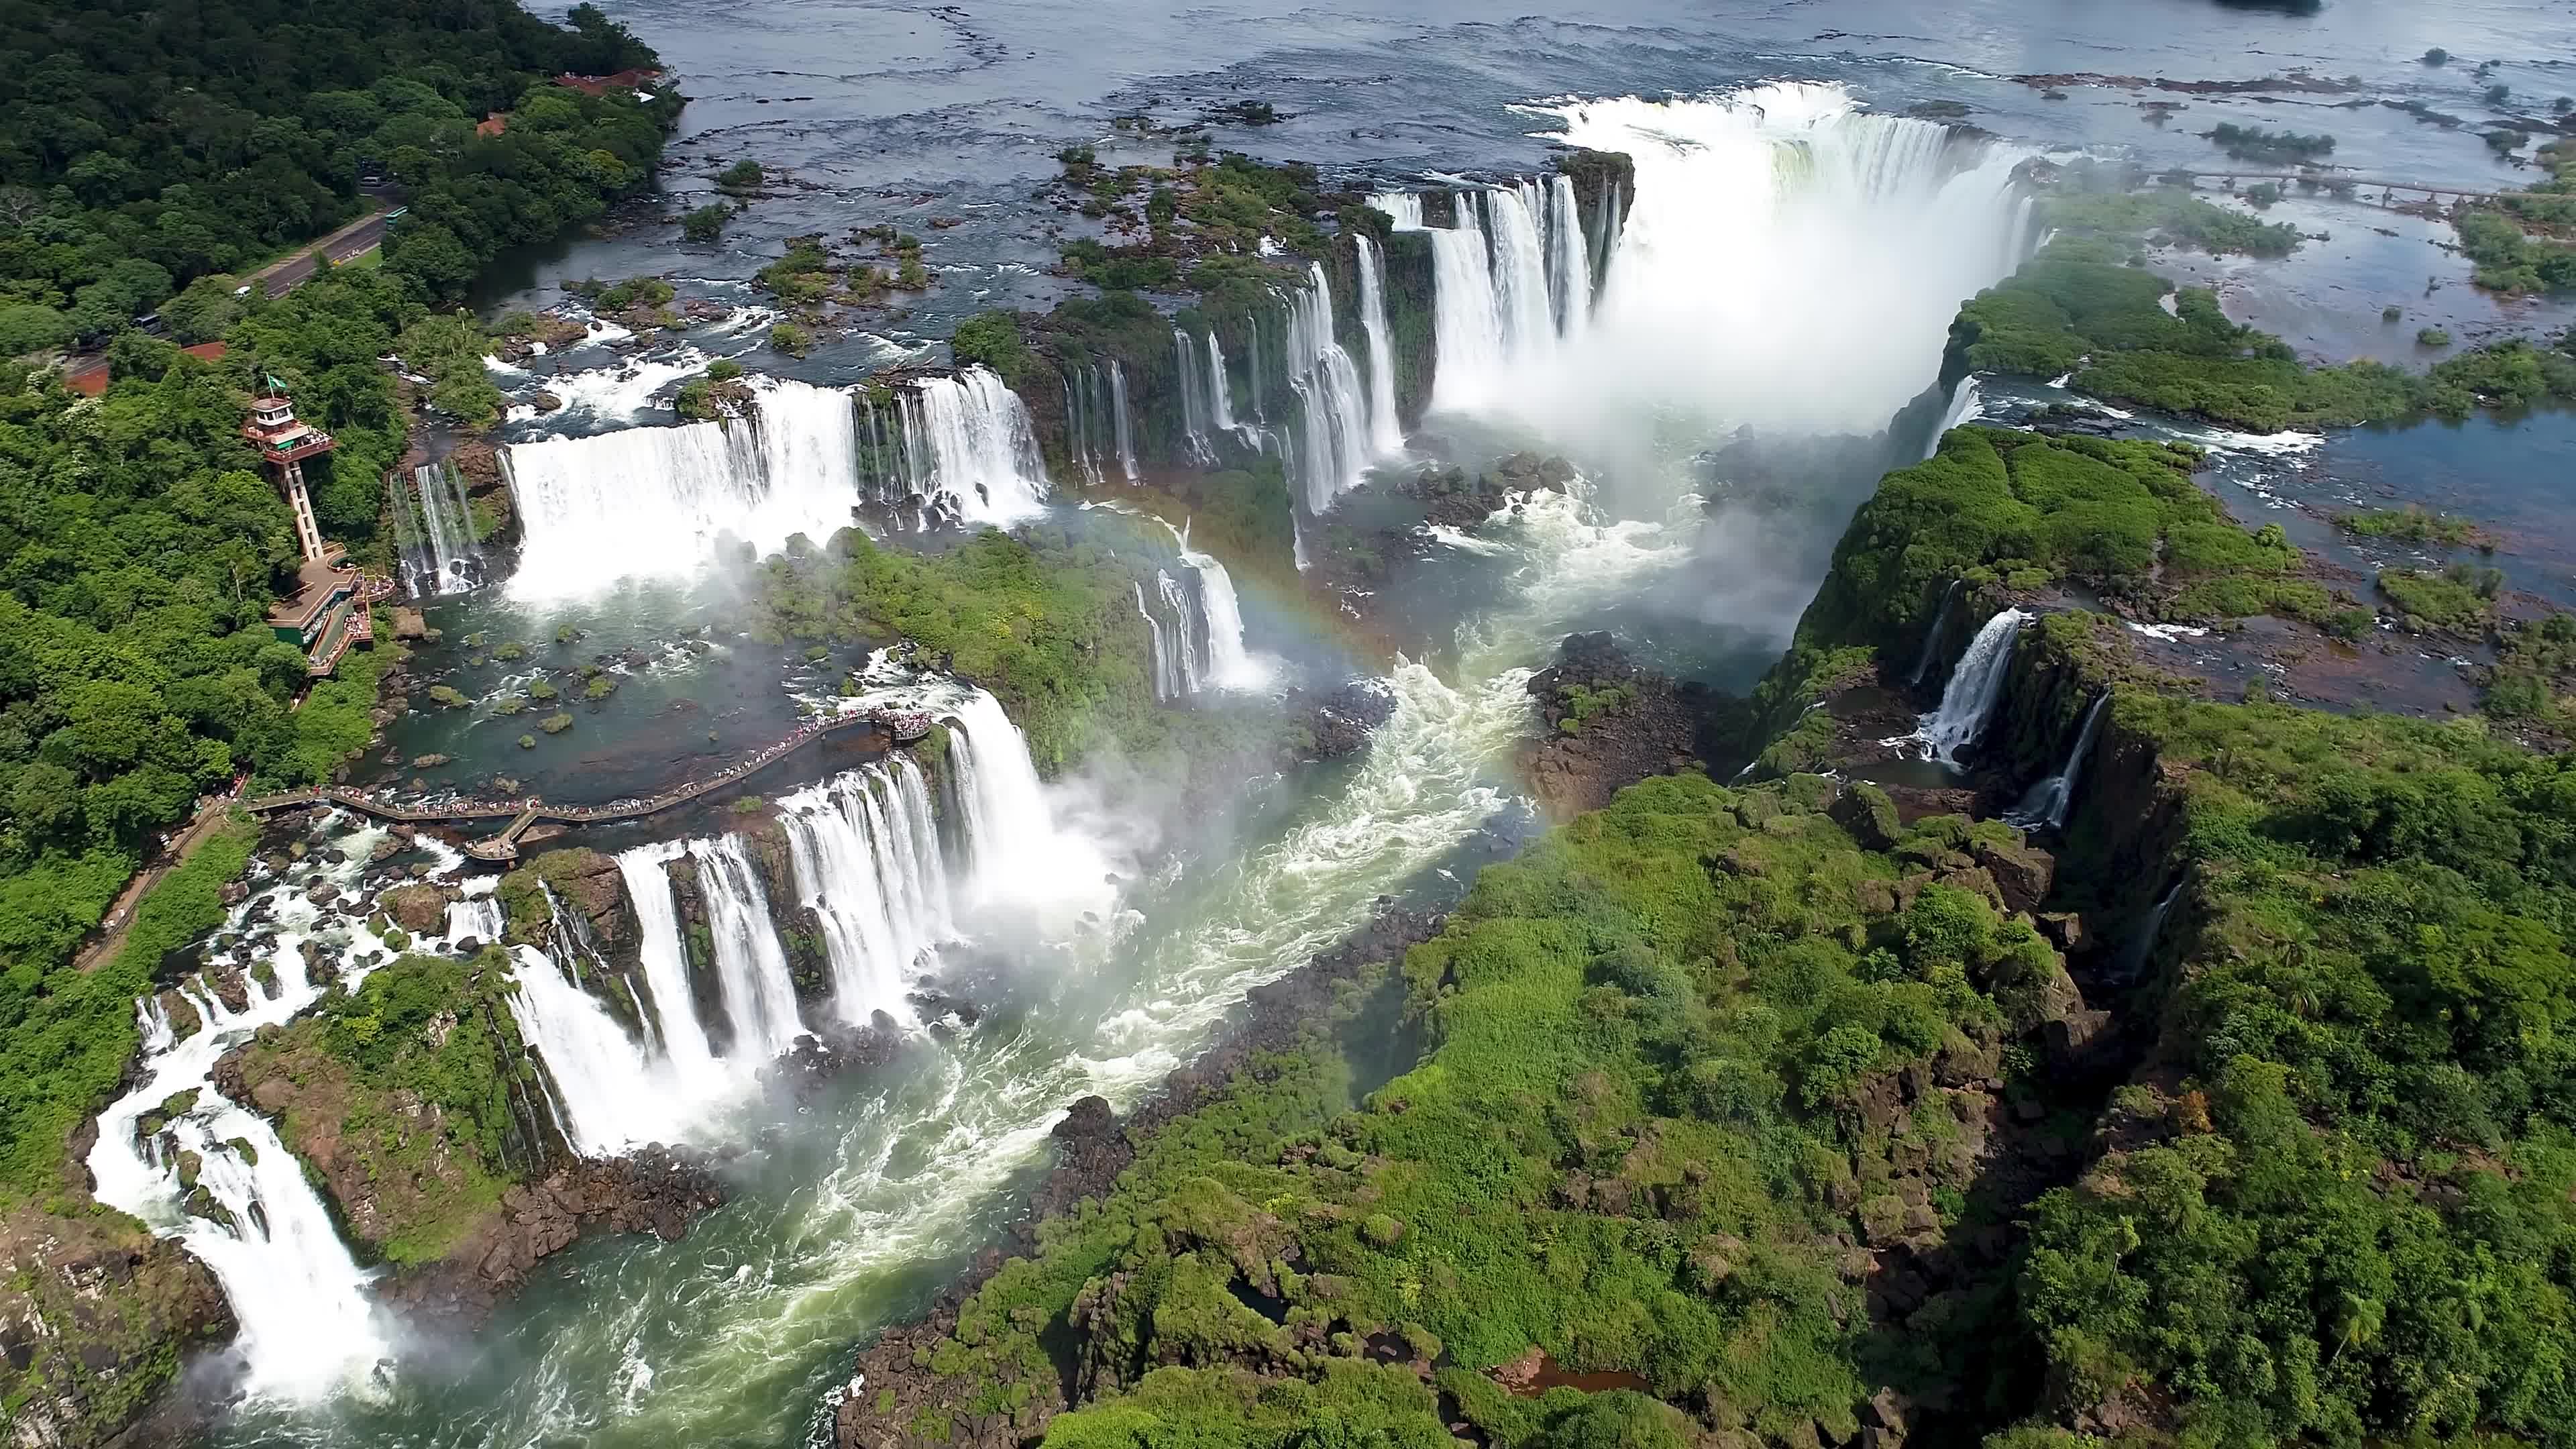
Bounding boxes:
1518 632 1727 818
0 1202 233 1449
378 1150 725 1328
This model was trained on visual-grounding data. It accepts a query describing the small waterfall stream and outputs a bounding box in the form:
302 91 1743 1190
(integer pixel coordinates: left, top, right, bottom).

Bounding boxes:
1355 235 1404 454
618 843 726 1093
689 835 809 1061
395 462 482 597
1908 580 1962 688
1108 360 1139 479
2008 692 2110 831
1281 262 1378 515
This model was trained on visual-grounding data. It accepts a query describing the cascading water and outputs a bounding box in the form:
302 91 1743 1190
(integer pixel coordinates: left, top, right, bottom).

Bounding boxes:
895 367 1053 526
1485 180 1557 364
2114 877 2186 982
1205 333 1250 443
1925 377 1984 458
506 943 683 1155
1355 236 1404 454
779 759 955 1023
618 843 727 1094
506 376 863 599
1281 262 1378 514
1062 366 1106 487
1108 360 1139 480
1479 83 2031 441
1155 570 1203 694
1907 580 1962 688
689 835 810 1060
1372 191 1426 231
2008 693 2110 831
1909 607 2026 765
941 688 1108 914
1422 193 1508 413
396 461 482 597
1136 580 1181 700
1547 173 1593 335
1173 328 1216 464
87 830 400 1403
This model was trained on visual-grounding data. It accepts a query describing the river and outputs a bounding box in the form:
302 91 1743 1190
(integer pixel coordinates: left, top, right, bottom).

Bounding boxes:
189 0 2576 1444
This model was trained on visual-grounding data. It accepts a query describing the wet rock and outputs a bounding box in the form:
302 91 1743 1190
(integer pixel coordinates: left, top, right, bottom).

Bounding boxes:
218 881 248 907
530 391 564 415
1302 678 1397 759
380 883 449 935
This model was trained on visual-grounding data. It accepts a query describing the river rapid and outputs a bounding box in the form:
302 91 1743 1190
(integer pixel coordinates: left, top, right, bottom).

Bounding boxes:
186 0 2576 1444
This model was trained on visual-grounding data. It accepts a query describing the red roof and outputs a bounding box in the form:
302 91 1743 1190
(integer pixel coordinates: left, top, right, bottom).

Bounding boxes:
477 113 508 138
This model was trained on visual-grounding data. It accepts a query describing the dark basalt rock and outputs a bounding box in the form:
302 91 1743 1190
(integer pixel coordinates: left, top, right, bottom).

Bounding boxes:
1518 632 1730 818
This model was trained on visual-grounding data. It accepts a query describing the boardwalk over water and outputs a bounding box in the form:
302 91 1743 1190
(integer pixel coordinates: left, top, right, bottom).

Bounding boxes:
244 706 935 860
2176 172 2508 208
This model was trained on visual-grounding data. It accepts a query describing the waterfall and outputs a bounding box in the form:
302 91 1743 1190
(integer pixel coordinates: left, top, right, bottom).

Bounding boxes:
1181 544 1260 690
617 843 725 1092
1108 361 1138 480
1548 174 1593 335
2008 693 2110 832
779 759 955 1024
1424 194 1506 413
1371 192 1426 231
1135 581 1180 700
895 367 1052 526
1355 236 1404 453
1174 328 1216 464
1907 580 1962 688
505 376 861 599
1062 367 1104 487
396 462 482 597
1205 333 1248 442
2114 878 2185 982
1281 262 1377 514
941 687 1105 912
688 835 809 1060
444 890 504 951
86 839 397 1401
505 944 682 1155
1925 377 1984 458
1486 181 1556 364
1912 607 2026 765
1155 570 1203 694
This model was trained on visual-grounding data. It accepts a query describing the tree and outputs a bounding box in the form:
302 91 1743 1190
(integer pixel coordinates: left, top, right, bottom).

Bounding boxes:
682 203 733 243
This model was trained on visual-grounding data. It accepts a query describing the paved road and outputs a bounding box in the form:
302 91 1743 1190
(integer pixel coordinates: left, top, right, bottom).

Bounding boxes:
256 212 388 298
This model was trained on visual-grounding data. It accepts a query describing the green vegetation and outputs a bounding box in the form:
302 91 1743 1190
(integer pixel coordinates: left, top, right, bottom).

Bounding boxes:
859 773 2068 1446
1554 681 1636 735
0 1 673 344
769 321 814 356
2416 325 2453 347
2334 504 2490 548
223 948 545 1263
2041 186 2302 258
716 159 765 195
2376 562 2502 631
0 815 254 1200
538 711 574 734
2204 123 2336 164
1950 237 2576 431
682 203 733 243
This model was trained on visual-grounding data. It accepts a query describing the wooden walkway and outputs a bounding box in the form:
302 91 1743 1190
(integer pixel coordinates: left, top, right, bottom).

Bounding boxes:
2177 172 2506 207
244 706 936 860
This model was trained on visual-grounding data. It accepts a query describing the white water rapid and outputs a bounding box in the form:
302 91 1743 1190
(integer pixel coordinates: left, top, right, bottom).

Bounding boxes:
86 824 403 1404
1910 606 2027 765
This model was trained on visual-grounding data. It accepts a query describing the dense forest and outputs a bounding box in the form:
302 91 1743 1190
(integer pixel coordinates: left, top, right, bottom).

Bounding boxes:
0 1 678 1205
0 0 669 350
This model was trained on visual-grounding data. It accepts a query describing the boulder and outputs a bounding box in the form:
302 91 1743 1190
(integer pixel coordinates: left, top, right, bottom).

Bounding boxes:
380 883 449 935
1972 839 2056 914
1829 783 1902 853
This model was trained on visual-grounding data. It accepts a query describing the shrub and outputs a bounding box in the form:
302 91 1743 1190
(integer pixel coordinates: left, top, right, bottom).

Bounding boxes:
769 321 814 356
682 203 733 242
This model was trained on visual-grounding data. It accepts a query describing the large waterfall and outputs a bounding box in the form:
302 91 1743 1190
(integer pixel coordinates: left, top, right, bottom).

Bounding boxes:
1386 84 2029 441
889 367 1053 527
506 377 863 599
778 757 955 1024
618 843 727 1094
506 943 686 1156
1911 606 2027 765
1529 84 2030 437
394 461 482 597
86 831 399 1402
941 688 1109 915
